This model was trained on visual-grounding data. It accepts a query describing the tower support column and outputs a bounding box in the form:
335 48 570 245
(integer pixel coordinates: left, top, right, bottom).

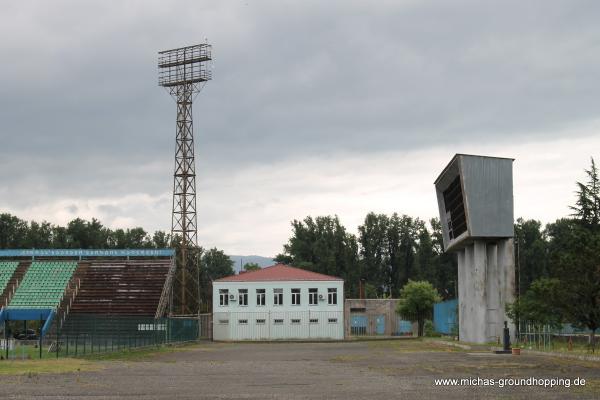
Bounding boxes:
457 239 515 343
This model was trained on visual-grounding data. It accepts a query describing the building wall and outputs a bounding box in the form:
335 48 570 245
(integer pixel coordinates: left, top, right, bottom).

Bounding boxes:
344 299 417 337
212 280 344 340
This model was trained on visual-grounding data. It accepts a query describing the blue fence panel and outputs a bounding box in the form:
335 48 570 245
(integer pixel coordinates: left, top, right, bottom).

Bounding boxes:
397 320 412 335
433 299 457 335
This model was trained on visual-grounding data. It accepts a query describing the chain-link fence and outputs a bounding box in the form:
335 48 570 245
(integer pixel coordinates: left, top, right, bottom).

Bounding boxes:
517 322 597 353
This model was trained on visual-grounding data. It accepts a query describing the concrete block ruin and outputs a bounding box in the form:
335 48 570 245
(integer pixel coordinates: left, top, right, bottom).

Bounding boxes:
434 154 515 344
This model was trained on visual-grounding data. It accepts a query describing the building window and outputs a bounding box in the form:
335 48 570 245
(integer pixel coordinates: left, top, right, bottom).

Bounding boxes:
218 319 229 325
219 289 229 306
256 289 266 306
239 289 248 306
274 319 284 325
256 319 266 325
238 319 248 325
310 318 318 324
274 288 283 305
291 288 301 305
291 319 301 324
308 288 318 305
328 318 338 324
328 288 337 305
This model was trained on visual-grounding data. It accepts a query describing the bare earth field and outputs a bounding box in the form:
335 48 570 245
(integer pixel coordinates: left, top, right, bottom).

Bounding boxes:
1 339 599 399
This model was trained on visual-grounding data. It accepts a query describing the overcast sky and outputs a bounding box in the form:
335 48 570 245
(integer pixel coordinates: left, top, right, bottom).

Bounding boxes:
1 0 599 256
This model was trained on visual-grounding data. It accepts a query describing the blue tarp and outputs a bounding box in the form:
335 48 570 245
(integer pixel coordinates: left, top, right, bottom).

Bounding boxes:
433 299 458 335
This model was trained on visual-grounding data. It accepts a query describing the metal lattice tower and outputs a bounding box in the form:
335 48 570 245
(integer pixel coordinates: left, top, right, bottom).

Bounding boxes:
158 43 212 315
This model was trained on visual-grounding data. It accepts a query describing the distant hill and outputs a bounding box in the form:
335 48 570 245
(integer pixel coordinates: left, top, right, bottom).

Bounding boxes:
228 255 275 273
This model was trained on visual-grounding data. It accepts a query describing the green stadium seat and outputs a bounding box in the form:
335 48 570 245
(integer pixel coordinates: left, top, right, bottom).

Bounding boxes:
6 261 77 310
0 261 19 299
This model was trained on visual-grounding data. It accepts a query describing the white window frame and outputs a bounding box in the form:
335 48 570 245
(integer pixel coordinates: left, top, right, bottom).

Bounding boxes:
239 289 248 306
327 288 337 305
274 288 283 306
291 288 301 306
308 288 318 305
219 289 229 306
256 289 266 306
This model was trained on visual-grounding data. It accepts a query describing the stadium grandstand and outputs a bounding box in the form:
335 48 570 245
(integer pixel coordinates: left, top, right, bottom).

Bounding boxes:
0 249 199 358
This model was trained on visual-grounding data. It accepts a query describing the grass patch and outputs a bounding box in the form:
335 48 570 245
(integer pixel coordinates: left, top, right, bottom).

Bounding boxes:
0 358 100 376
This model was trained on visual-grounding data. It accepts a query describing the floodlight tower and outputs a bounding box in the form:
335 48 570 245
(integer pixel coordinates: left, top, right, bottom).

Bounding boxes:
158 43 212 315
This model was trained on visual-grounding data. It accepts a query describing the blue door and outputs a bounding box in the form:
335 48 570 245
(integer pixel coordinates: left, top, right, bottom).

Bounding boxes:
351 315 367 335
376 315 385 335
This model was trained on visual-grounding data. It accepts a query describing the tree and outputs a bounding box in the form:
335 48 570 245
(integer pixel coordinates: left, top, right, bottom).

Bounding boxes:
421 218 457 300
546 219 600 352
396 280 441 337
274 253 293 264
202 248 235 281
506 278 564 330
514 218 548 293
152 231 171 248
280 215 360 297
0 213 29 248
358 213 389 296
243 262 261 271
571 157 600 228
358 213 423 298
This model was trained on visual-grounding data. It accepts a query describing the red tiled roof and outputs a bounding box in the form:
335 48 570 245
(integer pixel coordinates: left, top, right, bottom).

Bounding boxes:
214 263 343 282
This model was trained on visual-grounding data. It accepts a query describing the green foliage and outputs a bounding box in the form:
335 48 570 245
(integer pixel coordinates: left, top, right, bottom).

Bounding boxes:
0 213 172 249
506 278 563 329
570 157 600 228
512 157 600 351
202 248 235 280
243 262 261 271
278 212 458 300
515 218 548 293
273 253 293 264
424 320 439 337
396 280 441 337
281 215 361 297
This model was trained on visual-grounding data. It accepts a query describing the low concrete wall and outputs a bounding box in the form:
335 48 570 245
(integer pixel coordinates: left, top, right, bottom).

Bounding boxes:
344 299 417 337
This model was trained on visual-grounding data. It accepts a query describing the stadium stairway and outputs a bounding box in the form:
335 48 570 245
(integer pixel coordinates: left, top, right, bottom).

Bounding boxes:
0 261 30 309
65 260 171 315
59 260 171 338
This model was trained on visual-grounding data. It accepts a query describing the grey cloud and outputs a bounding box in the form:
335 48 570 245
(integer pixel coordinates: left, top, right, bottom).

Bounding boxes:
1 0 599 245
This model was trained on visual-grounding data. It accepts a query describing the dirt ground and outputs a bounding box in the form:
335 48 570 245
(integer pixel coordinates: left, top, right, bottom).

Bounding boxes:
1 339 599 399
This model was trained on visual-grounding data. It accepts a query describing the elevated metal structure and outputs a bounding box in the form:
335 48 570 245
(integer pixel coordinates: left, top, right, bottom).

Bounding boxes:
159 43 212 315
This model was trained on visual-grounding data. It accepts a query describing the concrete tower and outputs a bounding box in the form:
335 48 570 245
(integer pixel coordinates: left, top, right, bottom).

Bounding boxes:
434 154 515 343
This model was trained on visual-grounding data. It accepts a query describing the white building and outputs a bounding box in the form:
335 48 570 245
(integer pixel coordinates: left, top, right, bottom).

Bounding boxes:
212 263 344 340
